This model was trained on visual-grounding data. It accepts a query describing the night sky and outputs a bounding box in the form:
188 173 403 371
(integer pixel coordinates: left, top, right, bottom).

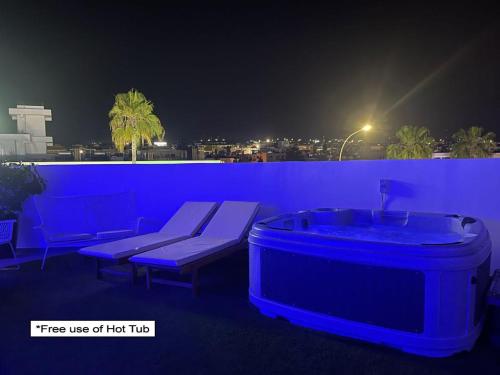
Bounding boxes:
0 1 499 145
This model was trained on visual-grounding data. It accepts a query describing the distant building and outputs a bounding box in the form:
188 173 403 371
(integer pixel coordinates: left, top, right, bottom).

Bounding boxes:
432 152 451 159
0 105 53 158
188 146 206 160
46 144 73 161
252 151 286 162
141 144 187 160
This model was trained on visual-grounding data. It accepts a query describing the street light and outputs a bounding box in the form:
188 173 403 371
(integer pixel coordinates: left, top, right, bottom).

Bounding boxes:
338 124 372 161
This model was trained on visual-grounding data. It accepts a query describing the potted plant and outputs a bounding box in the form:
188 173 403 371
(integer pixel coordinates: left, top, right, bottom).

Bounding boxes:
0 162 46 260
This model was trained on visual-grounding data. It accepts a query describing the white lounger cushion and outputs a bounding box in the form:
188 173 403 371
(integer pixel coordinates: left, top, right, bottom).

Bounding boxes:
199 201 260 242
78 201 217 260
130 201 259 267
79 232 191 259
159 201 219 237
129 237 239 267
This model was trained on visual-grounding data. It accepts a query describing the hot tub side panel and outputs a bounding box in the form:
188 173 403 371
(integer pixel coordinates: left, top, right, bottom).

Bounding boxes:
249 232 491 357
256 246 426 333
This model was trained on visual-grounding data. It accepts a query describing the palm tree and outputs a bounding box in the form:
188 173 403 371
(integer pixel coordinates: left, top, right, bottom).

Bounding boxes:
451 126 496 159
109 89 165 163
386 125 435 159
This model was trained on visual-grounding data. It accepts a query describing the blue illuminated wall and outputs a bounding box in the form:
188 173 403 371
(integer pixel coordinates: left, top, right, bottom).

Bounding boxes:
16 159 500 269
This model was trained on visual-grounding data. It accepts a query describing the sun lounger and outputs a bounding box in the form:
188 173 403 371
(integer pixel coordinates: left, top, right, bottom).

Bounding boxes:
78 201 217 280
129 201 260 295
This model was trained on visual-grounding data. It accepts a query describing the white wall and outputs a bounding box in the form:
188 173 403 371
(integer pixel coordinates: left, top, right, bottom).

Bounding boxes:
17 159 500 269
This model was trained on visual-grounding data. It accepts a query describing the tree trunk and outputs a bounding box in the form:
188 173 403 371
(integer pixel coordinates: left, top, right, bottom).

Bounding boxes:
131 139 137 164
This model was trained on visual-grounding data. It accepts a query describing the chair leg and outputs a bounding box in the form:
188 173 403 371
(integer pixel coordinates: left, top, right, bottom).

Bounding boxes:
8 242 20 270
8 242 16 258
40 246 49 270
0 242 20 271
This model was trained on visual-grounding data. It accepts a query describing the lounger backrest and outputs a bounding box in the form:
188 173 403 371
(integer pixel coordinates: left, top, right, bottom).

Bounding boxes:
159 201 218 236
200 201 260 241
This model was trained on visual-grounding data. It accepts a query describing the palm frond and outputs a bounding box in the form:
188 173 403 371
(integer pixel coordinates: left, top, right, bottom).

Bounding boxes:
451 126 496 158
109 89 166 159
386 125 435 159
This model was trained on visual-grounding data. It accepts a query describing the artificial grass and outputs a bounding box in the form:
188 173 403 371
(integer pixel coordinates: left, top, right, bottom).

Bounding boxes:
0 252 499 375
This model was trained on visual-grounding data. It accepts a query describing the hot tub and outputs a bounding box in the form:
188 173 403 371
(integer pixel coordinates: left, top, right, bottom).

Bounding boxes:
249 208 491 357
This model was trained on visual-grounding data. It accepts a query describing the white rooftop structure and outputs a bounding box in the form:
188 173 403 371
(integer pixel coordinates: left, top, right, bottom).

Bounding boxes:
0 105 53 156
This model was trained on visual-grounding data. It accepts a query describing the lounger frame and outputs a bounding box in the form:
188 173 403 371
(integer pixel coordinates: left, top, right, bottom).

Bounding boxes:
95 257 139 284
136 241 247 296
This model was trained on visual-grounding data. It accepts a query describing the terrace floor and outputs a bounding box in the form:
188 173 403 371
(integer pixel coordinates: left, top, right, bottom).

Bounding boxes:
1 250 499 375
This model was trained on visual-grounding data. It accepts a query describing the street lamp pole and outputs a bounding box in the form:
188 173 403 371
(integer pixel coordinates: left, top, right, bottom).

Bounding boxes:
338 124 372 161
